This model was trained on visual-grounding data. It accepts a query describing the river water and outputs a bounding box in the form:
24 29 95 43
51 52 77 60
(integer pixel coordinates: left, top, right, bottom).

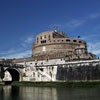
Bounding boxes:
0 86 100 100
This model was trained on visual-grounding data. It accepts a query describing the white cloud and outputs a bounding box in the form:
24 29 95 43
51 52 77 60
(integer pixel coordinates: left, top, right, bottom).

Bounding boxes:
0 49 16 55
0 34 35 59
1 50 32 59
65 19 85 29
86 13 100 19
83 35 100 57
55 13 100 30
21 35 35 48
82 33 100 41
24 35 34 43
87 42 100 57
78 31 100 57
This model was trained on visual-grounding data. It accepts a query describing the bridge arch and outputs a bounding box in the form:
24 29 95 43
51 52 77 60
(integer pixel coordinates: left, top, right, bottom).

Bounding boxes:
4 68 21 82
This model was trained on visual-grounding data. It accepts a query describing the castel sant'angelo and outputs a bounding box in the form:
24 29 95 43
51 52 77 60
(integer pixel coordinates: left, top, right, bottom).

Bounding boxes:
12 30 96 63
32 30 96 61
8 30 96 63
1 30 100 82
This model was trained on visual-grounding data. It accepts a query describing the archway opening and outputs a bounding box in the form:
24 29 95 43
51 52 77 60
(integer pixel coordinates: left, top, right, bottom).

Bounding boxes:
4 68 20 82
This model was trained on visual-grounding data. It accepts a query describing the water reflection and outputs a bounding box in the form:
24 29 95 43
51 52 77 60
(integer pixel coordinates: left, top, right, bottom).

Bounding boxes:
57 88 100 100
19 87 57 100
0 86 100 100
0 86 21 100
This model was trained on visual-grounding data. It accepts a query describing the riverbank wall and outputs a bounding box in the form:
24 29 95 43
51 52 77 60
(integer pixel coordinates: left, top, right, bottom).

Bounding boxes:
11 81 100 88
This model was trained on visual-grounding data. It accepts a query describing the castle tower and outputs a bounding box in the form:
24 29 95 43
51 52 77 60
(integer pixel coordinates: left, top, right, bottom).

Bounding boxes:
32 30 96 61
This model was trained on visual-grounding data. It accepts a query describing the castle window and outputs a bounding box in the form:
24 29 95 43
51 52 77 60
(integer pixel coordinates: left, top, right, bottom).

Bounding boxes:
62 40 64 42
40 36 42 39
66 39 70 42
41 40 46 44
44 40 46 43
49 40 51 42
33 72 35 77
37 37 38 43
44 35 46 38
39 68 43 71
79 41 82 43
48 35 50 38
73 40 77 42
53 33 56 38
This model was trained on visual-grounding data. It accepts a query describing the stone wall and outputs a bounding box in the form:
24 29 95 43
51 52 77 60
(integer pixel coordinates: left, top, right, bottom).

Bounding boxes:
56 64 100 80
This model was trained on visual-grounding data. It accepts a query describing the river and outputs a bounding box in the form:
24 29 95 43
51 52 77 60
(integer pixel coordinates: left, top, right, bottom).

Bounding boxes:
0 86 100 100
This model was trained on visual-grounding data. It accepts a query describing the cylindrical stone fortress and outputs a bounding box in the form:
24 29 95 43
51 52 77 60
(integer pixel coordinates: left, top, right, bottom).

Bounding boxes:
32 30 96 61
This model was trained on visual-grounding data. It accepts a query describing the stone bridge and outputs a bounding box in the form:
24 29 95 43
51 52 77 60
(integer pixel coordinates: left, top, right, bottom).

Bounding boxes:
0 63 24 82
1 59 100 83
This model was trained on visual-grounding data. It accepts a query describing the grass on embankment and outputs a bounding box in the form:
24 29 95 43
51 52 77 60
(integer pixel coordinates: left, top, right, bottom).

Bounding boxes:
11 80 100 88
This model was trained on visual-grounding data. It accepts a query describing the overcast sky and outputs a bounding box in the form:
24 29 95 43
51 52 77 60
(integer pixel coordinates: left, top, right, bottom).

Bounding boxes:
0 0 100 58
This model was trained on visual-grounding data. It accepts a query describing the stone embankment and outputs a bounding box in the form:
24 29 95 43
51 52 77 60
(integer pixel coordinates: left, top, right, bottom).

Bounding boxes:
11 81 100 88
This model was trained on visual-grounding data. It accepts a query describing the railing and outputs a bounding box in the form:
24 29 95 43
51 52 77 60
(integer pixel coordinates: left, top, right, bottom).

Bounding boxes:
35 59 100 67
0 63 24 68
